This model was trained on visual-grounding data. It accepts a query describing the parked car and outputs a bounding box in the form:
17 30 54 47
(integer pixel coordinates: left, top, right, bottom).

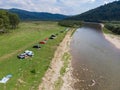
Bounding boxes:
51 34 56 37
17 53 26 59
24 50 34 57
49 34 56 39
49 36 55 39
39 41 46 44
17 50 34 59
33 45 41 48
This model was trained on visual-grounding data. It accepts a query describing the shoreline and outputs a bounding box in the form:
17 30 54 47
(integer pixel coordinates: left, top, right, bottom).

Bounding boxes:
38 28 120 90
39 29 75 90
104 34 120 49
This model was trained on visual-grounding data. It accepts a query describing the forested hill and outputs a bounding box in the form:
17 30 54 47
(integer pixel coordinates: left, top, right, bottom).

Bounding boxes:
8 8 68 21
66 0 120 22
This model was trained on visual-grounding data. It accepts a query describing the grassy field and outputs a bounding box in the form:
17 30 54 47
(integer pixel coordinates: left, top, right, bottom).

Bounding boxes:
0 21 67 90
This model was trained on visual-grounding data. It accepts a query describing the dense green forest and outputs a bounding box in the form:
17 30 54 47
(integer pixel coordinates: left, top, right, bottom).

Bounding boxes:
65 0 120 22
0 10 20 33
8 8 68 21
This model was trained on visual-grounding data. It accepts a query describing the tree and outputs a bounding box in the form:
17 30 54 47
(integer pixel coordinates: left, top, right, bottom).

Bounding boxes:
0 10 10 29
9 13 20 29
0 18 3 29
0 10 20 32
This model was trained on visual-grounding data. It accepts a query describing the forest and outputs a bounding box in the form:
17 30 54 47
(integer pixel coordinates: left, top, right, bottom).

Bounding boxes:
65 1 120 21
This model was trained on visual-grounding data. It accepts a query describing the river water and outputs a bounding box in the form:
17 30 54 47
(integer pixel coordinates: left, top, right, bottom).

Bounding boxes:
70 23 120 90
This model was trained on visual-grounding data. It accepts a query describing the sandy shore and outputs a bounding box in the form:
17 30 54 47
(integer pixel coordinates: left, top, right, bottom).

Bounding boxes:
104 34 120 49
39 29 75 90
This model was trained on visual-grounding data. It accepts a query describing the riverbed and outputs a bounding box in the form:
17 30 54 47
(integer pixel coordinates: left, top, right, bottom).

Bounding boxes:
70 24 120 90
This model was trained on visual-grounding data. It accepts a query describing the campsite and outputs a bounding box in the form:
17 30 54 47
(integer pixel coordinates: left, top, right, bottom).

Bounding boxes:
0 0 120 90
0 21 67 89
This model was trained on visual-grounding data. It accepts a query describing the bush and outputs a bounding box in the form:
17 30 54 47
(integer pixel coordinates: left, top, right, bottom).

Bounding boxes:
30 69 36 74
105 22 120 34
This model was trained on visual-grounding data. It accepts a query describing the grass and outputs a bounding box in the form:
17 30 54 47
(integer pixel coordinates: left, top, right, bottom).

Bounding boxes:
0 21 67 90
54 77 63 90
102 27 113 34
70 28 77 37
60 52 71 76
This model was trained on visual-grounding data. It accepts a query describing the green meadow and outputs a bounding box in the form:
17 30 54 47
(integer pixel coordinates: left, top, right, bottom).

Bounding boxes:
0 21 67 90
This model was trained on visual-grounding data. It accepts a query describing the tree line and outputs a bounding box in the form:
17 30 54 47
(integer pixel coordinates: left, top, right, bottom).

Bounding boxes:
0 10 20 33
58 20 82 27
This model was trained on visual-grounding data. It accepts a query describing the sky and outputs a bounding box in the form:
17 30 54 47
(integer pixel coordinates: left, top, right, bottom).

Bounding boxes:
0 0 117 15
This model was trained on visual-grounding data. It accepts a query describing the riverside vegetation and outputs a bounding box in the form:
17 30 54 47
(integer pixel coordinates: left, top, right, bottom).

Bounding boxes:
104 22 120 34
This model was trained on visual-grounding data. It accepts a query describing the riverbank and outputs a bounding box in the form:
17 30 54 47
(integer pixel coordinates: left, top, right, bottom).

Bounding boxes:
104 34 120 49
39 29 75 90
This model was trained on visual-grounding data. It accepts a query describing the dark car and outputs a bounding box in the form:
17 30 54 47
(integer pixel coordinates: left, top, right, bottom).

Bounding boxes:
33 45 41 48
49 34 56 39
51 35 56 37
49 36 55 39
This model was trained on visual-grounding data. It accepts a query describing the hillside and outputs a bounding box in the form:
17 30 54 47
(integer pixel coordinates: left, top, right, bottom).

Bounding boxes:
8 8 68 21
66 0 120 21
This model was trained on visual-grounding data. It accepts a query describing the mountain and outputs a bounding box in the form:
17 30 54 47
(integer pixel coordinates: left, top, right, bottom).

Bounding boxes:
8 8 68 21
66 0 120 22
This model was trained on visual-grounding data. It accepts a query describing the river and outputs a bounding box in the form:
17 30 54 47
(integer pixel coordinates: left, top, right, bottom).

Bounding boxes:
70 23 120 90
